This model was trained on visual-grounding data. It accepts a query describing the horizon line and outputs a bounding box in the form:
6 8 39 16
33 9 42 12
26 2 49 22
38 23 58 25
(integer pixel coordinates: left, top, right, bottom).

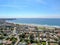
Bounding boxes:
0 17 60 19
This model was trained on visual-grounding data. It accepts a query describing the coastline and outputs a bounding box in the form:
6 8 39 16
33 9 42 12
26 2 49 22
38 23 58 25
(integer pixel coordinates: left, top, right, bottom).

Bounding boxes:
6 21 60 28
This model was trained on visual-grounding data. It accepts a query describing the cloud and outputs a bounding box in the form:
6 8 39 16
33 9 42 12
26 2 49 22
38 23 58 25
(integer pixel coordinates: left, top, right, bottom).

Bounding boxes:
36 0 46 4
0 0 46 8
0 4 28 10
26 0 46 5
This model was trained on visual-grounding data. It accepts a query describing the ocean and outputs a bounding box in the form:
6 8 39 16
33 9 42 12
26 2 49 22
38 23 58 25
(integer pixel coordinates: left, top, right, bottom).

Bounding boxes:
7 18 60 26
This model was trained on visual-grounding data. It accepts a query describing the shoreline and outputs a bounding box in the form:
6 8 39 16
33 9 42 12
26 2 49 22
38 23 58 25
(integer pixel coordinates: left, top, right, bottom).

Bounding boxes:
6 21 60 28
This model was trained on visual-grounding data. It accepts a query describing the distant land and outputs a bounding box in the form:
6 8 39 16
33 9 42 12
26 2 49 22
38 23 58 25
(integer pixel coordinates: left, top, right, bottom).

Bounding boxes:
0 18 16 20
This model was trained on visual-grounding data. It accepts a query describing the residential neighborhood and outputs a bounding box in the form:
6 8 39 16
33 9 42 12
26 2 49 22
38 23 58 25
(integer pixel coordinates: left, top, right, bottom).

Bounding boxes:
0 20 60 45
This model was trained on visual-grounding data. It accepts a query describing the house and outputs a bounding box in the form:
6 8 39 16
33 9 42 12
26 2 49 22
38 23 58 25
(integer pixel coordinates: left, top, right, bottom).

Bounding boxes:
3 40 12 45
55 30 60 37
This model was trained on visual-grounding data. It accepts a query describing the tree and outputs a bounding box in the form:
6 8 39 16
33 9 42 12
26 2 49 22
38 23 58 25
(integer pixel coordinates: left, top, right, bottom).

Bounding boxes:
58 40 60 45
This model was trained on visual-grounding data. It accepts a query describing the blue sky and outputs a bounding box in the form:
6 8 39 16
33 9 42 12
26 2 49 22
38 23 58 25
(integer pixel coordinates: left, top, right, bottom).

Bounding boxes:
0 0 60 18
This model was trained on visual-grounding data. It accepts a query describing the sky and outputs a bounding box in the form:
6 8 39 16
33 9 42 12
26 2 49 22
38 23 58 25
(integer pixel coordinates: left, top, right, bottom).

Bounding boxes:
0 0 60 18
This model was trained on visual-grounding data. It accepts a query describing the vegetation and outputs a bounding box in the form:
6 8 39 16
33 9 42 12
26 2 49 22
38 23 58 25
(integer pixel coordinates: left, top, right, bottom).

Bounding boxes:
0 43 3 45
0 35 4 39
42 42 46 45
10 37 17 44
